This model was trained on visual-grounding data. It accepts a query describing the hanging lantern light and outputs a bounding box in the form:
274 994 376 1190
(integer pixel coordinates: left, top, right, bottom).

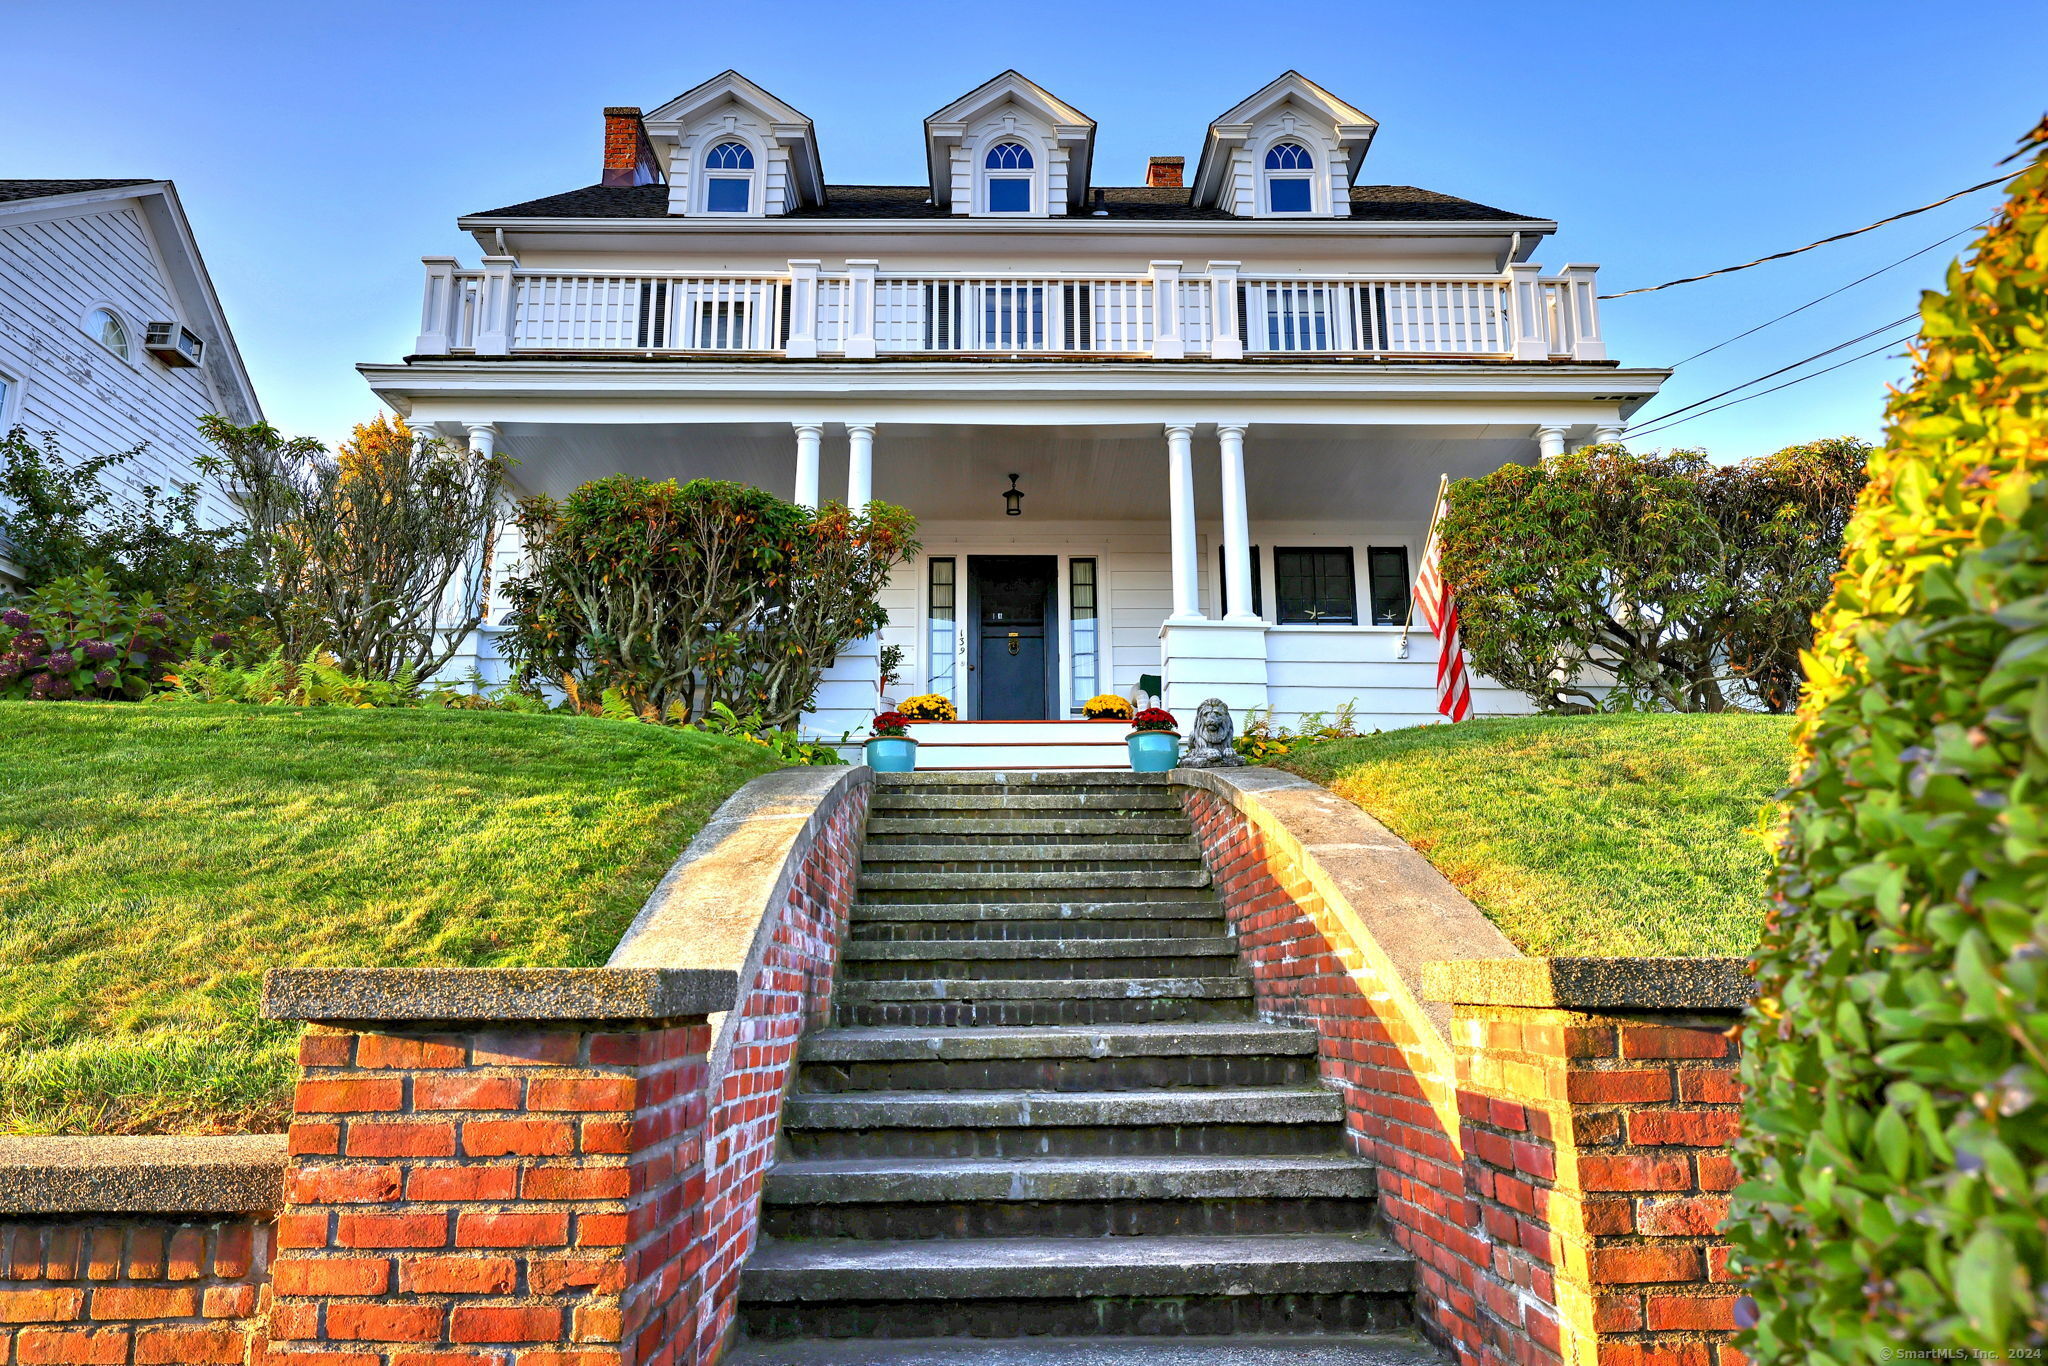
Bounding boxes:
1002 472 1024 517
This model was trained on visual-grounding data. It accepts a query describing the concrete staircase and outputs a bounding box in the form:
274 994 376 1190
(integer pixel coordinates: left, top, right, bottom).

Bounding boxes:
729 772 1436 1365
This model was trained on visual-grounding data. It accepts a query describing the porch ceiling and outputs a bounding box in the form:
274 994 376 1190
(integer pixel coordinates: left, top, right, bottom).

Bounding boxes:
493 421 1536 522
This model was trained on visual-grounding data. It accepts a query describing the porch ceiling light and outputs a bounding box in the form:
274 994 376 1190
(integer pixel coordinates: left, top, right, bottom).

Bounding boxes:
1002 472 1024 517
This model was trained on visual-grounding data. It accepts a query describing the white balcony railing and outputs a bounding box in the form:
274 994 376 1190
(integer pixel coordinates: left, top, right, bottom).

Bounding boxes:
414 257 1606 362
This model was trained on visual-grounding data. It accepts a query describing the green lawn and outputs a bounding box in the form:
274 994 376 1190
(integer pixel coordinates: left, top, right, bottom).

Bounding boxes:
1275 713 1794 958
0 703 783 1136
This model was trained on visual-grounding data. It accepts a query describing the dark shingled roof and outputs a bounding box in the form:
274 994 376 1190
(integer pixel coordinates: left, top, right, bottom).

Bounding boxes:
468 182 1544 223
0 179 155 205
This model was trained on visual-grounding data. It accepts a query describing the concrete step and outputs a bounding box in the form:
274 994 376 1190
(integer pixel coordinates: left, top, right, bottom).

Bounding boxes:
726 1334 1445 1366
761 1153 1379 1239
872 792 1183 813
836 987 1253 1028
861 842 1203 864
797 1022 1316 1093
835 978 1251 1006
852 893 1219 914
781 1087 1344 1132
739 1233 1416 1338
839 938 1242 984
851 915 1228 943
765 1154 1378 1204
864 876 1212 897
865 816 1193 838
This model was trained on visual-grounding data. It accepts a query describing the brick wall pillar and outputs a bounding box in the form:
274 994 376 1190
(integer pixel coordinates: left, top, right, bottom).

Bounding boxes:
1426 963 1749 1366
259 967 735 1366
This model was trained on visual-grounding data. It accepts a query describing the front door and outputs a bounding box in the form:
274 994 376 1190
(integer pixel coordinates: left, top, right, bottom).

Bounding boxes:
968 555 1057 720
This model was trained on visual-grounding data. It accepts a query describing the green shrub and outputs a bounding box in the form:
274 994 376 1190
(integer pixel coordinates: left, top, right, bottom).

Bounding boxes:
505 477 917 729
1732 124 2048 1357
1438 437 1867 713
0 568 207 701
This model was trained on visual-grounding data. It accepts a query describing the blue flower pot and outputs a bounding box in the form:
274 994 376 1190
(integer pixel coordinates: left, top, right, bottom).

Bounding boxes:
866 735 918 773
1126 729 1180 772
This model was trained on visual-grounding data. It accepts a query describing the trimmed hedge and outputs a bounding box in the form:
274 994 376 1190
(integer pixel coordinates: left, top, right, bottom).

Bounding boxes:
1732 125 2048 1356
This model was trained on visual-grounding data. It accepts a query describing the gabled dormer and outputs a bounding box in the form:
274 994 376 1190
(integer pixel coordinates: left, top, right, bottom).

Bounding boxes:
1190 72 1378 219
640 70 825 218
924 71 1095 218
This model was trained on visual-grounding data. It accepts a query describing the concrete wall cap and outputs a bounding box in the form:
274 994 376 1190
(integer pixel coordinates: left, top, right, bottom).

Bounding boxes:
0 1134 287 1215
261 966 738 1023
1421 956 1755 1010
1169 765 1519 1046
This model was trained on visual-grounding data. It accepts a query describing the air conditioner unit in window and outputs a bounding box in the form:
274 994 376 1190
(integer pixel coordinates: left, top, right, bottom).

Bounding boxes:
143 321 204 368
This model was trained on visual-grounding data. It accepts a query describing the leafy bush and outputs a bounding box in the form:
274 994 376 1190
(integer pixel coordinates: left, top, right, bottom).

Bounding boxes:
898 693 956 721
0 426 257 607
199 414 507 682
1731 124 2048 1358
691 700 845 765
506 477 917 729
1082 693 1132 720
1234 702 1365 761
1438 437 1867 713
0 569 196 701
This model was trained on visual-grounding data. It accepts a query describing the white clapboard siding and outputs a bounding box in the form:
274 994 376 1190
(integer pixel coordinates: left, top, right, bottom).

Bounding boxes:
0 202 232 520
1264 627 1532 730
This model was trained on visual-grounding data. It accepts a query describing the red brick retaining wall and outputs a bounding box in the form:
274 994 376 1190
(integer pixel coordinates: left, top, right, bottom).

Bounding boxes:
0 1216 271 1364
1182 784 1746 1366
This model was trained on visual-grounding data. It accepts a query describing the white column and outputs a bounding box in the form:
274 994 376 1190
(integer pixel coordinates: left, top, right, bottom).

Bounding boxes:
844 259 878 359
846 423 875 508
1593 425 1625 446
1206 260 1243 360
785 259 821 359
792 422 823 508
1165 423 1202 623
1536 425 1568 461
1150 261 1186 359
463 422 499 459
1217 423 1256 623
474 256 516 355
417 258 457 355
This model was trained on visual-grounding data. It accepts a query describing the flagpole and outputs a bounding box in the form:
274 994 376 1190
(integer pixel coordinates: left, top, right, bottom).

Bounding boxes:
1399 472 1451 653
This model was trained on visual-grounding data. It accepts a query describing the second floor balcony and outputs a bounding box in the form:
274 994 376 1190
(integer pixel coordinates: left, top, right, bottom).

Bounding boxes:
412 258 1607 363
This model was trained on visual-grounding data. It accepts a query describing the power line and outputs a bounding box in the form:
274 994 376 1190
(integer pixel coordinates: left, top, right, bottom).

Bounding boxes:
1626 330 1918 442
1624 313 1917 432
1599 174 2013 299
1668 217 1990 369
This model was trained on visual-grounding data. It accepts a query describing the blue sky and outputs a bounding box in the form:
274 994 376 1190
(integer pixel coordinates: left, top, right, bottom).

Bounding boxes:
9 0 2041 455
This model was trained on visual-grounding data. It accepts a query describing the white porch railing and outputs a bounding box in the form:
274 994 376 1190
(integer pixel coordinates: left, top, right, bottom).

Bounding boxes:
414 256 1606 362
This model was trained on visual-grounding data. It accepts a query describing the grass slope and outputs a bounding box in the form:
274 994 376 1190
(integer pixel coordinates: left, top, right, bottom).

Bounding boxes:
0 703 783 1135
1277 713 1793 957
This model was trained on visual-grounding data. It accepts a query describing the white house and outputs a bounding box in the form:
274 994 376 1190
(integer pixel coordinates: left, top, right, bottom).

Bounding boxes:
0 179 262 578
363 71 1667 759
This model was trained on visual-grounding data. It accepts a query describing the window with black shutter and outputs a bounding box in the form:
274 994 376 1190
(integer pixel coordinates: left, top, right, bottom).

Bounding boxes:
1366 545 1411 625
1273 547 1357 624
1216 544 1263 617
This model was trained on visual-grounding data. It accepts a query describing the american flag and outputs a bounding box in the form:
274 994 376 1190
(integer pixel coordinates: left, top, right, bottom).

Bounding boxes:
1410 479 1473 722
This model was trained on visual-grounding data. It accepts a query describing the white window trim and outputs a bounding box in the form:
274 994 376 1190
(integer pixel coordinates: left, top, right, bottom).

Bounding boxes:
1257 138 1322 218
0 369 19 428
975 135 1047 217
696 134 764 216
82 304 140 368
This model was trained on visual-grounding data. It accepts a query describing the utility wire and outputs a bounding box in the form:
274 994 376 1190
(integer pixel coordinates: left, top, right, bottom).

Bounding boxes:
1624 313 1917 433
1599 174 2013 299
1668 217 1991 369
1624 329 1919 441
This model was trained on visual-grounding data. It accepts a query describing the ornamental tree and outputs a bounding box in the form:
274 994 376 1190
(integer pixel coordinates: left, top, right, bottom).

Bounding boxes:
1731 122 2048 1358
1437 438 1867 713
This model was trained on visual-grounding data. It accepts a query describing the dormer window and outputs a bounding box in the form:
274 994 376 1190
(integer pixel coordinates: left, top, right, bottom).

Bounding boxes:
704 140 755 213
984 141 1034 213
1264 142 1315 213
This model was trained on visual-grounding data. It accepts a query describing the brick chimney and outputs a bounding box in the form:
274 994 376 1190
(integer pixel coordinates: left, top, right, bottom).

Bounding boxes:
602 106 662 188
1146 156 1185 189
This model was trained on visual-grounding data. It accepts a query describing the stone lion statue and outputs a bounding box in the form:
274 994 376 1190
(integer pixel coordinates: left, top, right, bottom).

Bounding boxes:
1182 697 1245 768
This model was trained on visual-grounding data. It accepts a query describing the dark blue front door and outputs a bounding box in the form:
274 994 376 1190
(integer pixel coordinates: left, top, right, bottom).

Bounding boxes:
969 556 1057 720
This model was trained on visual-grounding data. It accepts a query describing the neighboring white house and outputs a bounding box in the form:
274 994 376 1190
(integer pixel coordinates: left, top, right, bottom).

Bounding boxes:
363 70 1668 750
0 179 262 579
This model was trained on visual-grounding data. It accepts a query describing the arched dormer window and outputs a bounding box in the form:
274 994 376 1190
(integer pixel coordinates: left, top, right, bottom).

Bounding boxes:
1263 141 1315 213
983 141 1034 213
85 308 132 362
703 139 756 213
